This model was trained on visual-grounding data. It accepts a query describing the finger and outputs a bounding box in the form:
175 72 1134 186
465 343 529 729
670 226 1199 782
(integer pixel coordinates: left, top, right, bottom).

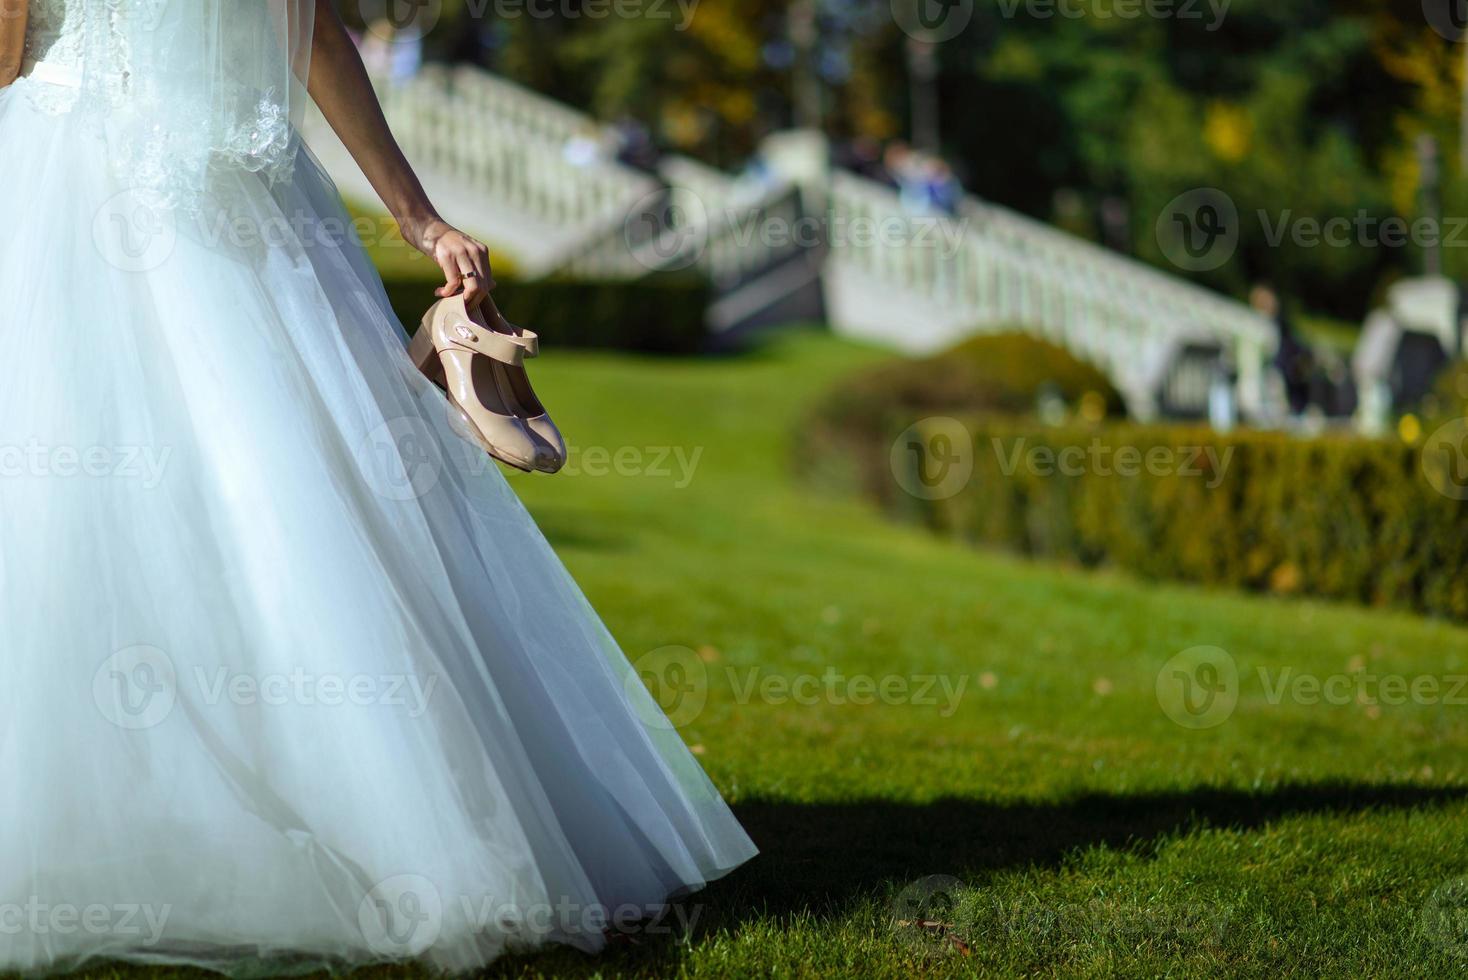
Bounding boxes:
471 242 495 291
436 251 463 300
457 256 487 308
464 243 495 304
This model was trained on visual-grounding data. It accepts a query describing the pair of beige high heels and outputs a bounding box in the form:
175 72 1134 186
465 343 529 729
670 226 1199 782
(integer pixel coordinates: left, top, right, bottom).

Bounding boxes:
409 294 566 474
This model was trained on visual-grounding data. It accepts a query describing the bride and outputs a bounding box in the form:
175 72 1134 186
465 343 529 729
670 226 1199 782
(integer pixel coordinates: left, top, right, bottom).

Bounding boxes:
0 0 755 974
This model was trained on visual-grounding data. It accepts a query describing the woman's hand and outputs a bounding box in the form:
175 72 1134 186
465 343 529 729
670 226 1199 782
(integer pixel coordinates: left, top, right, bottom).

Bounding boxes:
401 214 495 309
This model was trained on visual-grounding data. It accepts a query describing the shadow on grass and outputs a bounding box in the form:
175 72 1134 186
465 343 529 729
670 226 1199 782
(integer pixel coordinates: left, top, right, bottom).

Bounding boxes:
724 782 1468 919
473 780 1468 977
469 781 1468 976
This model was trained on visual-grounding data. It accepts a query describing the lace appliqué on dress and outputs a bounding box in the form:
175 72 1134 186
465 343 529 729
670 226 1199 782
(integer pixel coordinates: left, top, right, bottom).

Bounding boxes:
18 0 302 213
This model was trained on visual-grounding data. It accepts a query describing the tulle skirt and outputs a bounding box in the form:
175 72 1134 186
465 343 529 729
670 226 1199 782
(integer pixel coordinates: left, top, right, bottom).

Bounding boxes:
0 75 755 975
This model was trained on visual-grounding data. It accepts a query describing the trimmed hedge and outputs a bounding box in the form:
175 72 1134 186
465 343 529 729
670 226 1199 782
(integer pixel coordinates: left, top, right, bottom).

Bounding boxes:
834 416 1468 620
380 273 712 354
798 334 1468 620
796 332 1125 509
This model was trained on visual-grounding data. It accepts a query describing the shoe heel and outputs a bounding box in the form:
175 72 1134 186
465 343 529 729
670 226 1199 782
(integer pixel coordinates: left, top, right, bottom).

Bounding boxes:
409 322 447 388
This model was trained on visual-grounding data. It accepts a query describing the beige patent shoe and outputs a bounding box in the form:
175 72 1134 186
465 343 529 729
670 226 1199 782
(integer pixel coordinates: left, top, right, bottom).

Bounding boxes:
409 295 556 474
477 296 567 474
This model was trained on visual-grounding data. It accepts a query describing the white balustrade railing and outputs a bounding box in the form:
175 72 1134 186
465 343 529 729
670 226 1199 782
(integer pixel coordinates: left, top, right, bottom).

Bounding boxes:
818 170 1274 415
557 173 808 290
443 65 607 149
374 68 656 233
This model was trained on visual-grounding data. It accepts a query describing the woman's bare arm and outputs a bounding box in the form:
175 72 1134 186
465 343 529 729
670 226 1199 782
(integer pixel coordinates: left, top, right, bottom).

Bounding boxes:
0 0 28 89
307 0 492 306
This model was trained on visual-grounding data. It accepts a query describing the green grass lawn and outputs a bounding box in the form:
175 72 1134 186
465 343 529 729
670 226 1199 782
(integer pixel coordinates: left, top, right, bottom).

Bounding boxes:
493 329 1468 977
61 330 1468 978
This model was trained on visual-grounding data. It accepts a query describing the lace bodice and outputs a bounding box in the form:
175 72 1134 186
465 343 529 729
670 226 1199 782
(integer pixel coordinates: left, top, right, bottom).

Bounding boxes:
17 0 309 212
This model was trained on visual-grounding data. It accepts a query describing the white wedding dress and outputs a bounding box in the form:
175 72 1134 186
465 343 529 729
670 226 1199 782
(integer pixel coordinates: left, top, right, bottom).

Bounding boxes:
0 1 755 974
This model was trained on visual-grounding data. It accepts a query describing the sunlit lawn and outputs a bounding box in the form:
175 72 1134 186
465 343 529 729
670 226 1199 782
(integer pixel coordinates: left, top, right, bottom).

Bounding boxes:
49 330 1468 979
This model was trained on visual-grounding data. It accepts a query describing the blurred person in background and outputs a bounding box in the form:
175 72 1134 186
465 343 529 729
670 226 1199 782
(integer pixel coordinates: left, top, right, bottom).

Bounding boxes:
1253 281 1315 418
